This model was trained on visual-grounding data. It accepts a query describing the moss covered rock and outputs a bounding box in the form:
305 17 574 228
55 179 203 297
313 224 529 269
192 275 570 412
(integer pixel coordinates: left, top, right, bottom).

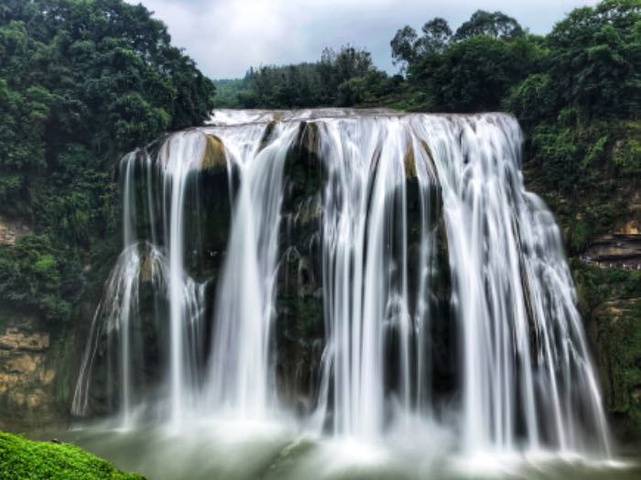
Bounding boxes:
0 312 72 433
201 135 227 171
573 263 641 439
0 431 144 479
592 298 641 433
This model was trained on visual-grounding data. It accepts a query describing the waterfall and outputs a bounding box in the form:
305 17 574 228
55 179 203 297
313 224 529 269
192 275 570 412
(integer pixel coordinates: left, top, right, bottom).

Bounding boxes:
207 121 299 418
315 117 418 439
73 109 610 458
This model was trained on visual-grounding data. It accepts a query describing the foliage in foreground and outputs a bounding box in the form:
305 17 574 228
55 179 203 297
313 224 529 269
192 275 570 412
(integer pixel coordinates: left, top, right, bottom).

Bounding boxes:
0 431 144 480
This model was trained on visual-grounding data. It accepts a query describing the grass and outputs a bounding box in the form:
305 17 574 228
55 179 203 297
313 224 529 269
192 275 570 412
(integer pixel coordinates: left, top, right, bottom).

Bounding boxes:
0 431 145 480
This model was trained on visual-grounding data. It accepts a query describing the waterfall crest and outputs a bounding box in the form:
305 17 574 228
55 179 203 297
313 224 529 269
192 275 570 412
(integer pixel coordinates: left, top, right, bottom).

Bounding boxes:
73 109 610 457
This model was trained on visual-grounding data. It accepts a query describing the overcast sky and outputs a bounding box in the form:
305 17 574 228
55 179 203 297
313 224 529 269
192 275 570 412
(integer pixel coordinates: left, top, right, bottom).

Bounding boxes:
126 0 598 79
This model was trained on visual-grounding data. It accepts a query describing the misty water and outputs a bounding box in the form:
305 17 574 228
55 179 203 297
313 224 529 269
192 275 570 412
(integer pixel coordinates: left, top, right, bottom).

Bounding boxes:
66 109 639 479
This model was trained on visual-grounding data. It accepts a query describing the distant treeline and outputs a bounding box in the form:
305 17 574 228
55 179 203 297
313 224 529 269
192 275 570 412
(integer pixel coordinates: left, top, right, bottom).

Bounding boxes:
214 46 403 108
215 0 640 121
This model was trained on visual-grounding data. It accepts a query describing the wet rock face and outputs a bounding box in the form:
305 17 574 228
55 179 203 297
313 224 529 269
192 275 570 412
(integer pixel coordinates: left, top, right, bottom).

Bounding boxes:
0 321 61 431
272 125 459 410
0 328 49 352
201 135 227 172
589 195 641 268
0 215 31 246
275 123 325 406
584 234 641 268
589 298 641 439
571 188 641 437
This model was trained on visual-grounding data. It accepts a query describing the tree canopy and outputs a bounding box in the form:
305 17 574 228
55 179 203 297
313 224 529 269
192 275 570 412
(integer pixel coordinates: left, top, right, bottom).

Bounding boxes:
388 10 542 112
453 10 524 40
0 0 215 321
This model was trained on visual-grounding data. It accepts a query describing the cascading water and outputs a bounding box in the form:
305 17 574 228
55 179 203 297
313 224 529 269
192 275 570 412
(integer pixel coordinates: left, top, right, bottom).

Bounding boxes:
314 117 424 439
73 109 612 470
415 116 611 456
207 122 299 418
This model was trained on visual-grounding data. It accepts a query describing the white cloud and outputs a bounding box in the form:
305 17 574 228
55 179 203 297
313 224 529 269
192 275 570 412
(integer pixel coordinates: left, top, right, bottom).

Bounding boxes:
126 0 599 78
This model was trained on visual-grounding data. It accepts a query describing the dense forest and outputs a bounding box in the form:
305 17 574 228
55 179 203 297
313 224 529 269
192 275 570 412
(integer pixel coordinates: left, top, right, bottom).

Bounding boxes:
0 0 639 456
0 0 215 323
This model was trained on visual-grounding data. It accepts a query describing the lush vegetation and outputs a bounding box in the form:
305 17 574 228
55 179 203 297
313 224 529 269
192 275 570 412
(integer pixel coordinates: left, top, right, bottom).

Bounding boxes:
0 0 215 322
507 0 641 252
0 431 144 479
390 10 543 112
216 10 542 111
214 45 403 108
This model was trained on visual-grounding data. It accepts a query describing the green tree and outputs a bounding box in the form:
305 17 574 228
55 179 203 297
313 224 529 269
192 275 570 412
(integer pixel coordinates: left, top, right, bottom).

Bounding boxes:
410 34 543 112
453 10 524 40
391 26 421 72
391 19 452 73
545 0 641 119
421 18 453 54
0 0 216 322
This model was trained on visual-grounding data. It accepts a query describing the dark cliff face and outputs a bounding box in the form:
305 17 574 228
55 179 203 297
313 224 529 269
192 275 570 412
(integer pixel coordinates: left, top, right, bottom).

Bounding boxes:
236 131 641 443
